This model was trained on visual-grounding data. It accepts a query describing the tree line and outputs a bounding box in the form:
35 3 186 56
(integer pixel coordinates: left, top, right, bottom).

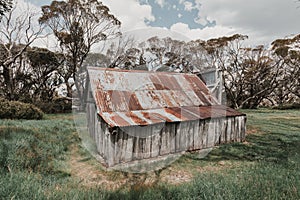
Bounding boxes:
0 0 299 112
97 34 300 109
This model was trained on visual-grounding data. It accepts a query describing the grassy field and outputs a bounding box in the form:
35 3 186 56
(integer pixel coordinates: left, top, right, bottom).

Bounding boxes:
0 109 299 199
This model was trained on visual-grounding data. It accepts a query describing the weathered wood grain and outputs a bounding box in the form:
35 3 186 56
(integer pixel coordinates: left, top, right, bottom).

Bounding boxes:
115 131 123 164
188 121 194 151
169 123 176 153
89 100 247 167
220 118 227 144
125 134 133 162
132 135 139 160
193 120 201 150
142 127 150 159
151 132 160 157
175 122 181 152
160 126 172 156
107 134 115 166
214 119 221 145
207 119 215 147
181 122 189 151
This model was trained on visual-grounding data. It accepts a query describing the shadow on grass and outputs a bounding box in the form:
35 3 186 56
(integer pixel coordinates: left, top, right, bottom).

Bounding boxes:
186 130 300 167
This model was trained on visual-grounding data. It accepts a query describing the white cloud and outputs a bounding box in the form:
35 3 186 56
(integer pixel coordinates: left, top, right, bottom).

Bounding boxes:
23 0 300 47
155 0 165 8
170 22 235 41
195 0 300 45
123 27 191 42
183 1 195 11
195 17 208 27
101 0 155 31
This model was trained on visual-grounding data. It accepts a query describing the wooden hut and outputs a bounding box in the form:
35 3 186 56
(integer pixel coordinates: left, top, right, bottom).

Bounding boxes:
86 67 246 167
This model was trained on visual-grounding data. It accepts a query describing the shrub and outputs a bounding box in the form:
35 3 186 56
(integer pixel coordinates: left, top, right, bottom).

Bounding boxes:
272 103 300 110
34 97 72 114
0 98 44 120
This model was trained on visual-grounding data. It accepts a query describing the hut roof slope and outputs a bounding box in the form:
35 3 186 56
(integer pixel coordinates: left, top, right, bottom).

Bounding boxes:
88 67 245 127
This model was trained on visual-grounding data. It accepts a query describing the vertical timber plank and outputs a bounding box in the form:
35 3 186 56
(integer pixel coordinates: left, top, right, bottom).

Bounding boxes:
132 127 139 160
107 133 115 167
169 123 176 153
193 120 201 150
220 118 227 144
207 119 215 147
125 133 133 162
226 118 232 142
143 126 151 159
115 131 123 164
175 122 181 152
179 122 188 152
242 116 247 141
188 121 195 151
120 130 127 163
151 132 160 157
214 119 221 145
199 120 205 149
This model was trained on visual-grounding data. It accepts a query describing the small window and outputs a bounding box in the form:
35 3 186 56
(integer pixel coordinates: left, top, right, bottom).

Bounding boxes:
202 71 216 86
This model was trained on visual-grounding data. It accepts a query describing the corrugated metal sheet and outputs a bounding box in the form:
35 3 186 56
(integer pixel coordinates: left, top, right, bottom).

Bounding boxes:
88 67 245 127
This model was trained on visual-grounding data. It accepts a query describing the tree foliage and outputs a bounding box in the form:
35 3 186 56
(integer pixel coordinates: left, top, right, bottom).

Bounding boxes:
0 0 298 111
198 34 285 109
39 0 121 102
26 47 64 102
0 4 63 104
0 44 63 102
104 36 195 72
0 5 45 101
0 0 12 19
104 33 300 109
271 34 300 105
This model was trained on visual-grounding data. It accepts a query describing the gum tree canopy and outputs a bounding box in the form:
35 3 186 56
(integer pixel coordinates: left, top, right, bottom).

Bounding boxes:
39 0 121 102
0 0 12 18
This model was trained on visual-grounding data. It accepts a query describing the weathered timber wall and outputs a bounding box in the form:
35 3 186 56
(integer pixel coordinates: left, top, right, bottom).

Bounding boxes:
87 103 246 167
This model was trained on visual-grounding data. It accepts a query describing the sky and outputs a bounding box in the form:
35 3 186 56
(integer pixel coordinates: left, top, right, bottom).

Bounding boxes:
19 0 300 46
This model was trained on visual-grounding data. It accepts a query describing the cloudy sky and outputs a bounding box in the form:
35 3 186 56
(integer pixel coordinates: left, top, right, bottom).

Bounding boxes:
23 0 300 46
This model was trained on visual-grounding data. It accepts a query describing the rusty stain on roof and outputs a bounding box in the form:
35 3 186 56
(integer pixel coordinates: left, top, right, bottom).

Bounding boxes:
88 67 245 127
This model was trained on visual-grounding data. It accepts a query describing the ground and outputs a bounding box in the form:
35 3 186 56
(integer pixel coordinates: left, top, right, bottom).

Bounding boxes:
0 109 299 199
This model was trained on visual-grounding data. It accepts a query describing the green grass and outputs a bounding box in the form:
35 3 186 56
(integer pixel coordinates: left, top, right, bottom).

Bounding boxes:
0 109 299 199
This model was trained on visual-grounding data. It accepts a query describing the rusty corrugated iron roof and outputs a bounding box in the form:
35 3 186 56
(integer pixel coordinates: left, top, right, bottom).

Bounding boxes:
88 67 245 127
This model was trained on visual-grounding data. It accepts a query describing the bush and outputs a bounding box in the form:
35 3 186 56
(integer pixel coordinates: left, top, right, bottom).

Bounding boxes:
0 98 43 120
272 103 300 110
34 97 72 114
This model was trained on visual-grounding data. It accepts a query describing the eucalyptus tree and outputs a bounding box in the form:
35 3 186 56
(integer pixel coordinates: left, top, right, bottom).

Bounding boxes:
39 0 121 106
26 47 64 102
0 4 44 100
105 35 139 69
271 34 300 105
203 34 283 109
0 0 12 19
187 39 208 71
135 36 192 72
